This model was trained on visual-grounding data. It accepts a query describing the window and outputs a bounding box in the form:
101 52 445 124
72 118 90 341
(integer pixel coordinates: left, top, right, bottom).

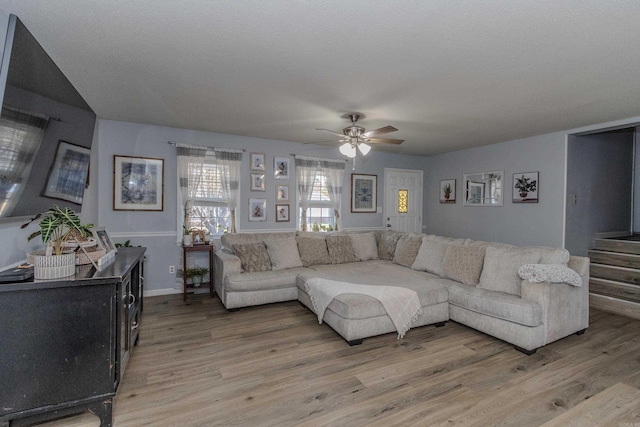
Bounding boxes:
184 162 231 235
299 172 335 231
177 146 242 238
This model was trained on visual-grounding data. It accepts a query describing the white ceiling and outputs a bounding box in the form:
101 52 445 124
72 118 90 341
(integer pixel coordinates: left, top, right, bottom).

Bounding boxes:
2 0 640 156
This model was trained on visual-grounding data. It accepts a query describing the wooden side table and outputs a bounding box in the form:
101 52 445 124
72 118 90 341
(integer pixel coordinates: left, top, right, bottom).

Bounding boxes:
182 244 215 301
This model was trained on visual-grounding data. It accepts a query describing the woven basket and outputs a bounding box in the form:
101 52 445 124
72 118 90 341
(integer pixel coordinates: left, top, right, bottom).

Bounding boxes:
76 247 106 265
29 252 76 280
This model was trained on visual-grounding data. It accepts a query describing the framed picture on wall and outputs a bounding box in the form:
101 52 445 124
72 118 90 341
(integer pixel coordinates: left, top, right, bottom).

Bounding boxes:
276 184 289 201
250 173 266 191
113 155 164 211
249 198 267 221
351 174 377 213
43 140 91 204
439 179 456 203
274 157 290 179
275 204 290 222
250 153 265 171
513 171 539 203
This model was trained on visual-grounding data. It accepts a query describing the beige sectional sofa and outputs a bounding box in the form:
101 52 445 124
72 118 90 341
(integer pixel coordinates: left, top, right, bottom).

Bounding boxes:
214 230 589 354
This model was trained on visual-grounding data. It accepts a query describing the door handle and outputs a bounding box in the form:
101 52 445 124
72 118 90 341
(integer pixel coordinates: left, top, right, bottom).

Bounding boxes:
387 224 391 228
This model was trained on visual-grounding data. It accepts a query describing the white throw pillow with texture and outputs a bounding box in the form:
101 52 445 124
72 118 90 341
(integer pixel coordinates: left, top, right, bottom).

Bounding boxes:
518 264 583 287
264 238 303 271
411 237 449 276
349 232 379 261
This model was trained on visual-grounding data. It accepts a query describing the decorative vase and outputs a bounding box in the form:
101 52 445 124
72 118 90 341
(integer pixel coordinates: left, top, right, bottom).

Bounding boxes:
183 235 192 246
519 191 528 198
192 275 202 287
29 252 76 279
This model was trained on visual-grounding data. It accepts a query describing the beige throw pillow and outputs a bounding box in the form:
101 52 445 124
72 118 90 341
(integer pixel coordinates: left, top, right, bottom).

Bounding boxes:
411 237 450 276
478 246 541 296
296 236 330 267
442 244 486 286
349 232 379 261
393 235 423 267
326 235 356 264
378 230 404 260
264 238 303 271
232 242 271 273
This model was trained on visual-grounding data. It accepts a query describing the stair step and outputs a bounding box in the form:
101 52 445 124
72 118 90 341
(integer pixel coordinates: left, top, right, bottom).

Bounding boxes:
589 293 640 320
590 278 640 303
588 250 640 269
594 238 640 255
590 263 640 285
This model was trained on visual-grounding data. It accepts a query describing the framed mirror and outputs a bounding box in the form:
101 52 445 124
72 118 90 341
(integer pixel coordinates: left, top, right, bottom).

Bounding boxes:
463 170 504 206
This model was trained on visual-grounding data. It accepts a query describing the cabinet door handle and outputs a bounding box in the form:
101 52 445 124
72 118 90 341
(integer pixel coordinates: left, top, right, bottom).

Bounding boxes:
131 321 138 330
129 294 136 305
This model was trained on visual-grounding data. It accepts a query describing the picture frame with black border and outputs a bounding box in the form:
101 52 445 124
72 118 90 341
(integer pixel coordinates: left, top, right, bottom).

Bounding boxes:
351 173 377 213
275 204 290 222
113 155 164 211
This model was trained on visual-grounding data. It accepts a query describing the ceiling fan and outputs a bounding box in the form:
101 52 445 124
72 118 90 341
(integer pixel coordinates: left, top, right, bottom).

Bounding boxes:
316 114 403 159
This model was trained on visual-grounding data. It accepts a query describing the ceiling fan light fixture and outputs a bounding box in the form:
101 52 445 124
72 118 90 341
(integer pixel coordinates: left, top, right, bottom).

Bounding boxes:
358 142 371 156
339 142 357 158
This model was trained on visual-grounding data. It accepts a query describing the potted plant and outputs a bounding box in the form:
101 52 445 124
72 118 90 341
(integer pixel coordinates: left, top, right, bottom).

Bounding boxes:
23 206 93 279
514 175 537 199
443 183 452 200
185 266 209 287
183 226 193 246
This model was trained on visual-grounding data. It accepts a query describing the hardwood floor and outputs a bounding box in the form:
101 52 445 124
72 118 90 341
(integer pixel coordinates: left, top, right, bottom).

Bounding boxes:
36 294 640 427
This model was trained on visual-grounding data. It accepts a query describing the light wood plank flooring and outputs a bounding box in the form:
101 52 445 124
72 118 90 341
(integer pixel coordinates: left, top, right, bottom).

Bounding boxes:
36 294 640 427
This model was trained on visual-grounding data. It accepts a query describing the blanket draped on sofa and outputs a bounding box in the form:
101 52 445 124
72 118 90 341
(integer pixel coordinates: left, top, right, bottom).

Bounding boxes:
304 278 423 339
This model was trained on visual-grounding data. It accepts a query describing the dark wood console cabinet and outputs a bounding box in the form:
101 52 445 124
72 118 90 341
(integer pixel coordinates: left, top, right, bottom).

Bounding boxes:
0 247 145 427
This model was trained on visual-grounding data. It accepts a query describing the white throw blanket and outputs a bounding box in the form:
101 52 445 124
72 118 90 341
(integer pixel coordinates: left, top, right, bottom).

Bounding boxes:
304 278 423 339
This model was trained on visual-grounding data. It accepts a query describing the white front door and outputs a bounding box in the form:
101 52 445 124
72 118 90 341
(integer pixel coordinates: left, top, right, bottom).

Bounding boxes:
383 168 423 233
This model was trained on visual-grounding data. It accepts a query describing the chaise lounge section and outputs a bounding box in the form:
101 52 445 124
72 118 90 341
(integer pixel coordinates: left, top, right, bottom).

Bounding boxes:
214 230 589 354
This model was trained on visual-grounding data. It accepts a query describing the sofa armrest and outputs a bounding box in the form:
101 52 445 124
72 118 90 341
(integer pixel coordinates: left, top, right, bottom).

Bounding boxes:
521 255 590 344
214 250 242 299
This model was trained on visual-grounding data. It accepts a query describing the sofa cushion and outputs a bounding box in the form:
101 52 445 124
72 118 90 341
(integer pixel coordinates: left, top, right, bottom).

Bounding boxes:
222 231 296 253
378 230 405 260
447 282 543 327
393 235 423 267
226 267 309 292
296 236 330 267
264 238 303 271
465 239 570 266
411 237 449 276
326 235 356 264
442 244 486 286
232 242 271 272
349 232 379 261
297 261 450 319
478 246 541 296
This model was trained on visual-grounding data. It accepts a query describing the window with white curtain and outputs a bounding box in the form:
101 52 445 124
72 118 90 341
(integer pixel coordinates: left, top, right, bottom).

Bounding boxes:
177 145 242 238
295 156 345 232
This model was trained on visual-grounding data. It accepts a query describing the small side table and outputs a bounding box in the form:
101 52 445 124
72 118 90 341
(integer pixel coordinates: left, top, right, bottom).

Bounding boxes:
182 244 215 301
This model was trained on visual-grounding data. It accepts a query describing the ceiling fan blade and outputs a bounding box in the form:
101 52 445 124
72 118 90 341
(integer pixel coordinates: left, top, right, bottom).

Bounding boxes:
316 128 347 138
366 137 404 145
362 125 398 138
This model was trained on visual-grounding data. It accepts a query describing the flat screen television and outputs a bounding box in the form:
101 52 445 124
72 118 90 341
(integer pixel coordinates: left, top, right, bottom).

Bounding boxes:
0 14 96 221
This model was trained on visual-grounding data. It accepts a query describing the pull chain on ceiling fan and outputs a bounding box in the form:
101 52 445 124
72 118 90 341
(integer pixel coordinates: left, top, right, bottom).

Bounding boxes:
315 114 404 164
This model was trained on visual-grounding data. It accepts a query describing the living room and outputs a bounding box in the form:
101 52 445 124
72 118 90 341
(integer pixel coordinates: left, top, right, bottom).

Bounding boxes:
1 2 640 426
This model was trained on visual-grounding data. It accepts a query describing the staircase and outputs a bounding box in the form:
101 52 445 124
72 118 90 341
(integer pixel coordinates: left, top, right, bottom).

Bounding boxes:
588 235 640 320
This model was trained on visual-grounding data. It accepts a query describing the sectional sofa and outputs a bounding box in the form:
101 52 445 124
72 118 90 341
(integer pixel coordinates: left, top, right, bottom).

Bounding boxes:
214 230 589 354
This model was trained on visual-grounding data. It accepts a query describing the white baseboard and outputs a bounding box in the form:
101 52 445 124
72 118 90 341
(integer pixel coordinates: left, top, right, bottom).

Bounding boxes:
144 288 182 297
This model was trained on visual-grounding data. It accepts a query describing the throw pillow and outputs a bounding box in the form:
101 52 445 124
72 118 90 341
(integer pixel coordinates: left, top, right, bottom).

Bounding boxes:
411 237 450 276
518 264 583 287
264 238 303 271
478 246 541 296
296 236 330 267
326 235 356 264
232 242 271 273
378 230 404 260
349 232 379 261
393 235 423 267
442 244 486 286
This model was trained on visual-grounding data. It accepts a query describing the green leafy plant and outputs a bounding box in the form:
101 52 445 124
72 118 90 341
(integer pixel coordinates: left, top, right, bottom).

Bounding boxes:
185 267 209 278
24 206 93 256
515 175 537 194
